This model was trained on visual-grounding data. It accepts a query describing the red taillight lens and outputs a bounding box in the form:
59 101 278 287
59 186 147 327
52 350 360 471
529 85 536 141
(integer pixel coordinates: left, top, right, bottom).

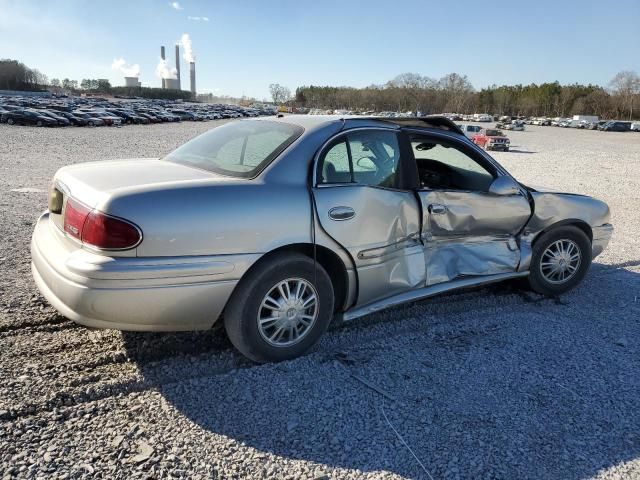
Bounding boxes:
63 198 91 240
82 211 142 250
63 198 141 250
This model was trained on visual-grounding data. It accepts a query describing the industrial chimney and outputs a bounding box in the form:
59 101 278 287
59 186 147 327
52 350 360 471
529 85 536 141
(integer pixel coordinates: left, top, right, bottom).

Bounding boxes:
190 62 196 97
175 44 181 90
160 46 166 89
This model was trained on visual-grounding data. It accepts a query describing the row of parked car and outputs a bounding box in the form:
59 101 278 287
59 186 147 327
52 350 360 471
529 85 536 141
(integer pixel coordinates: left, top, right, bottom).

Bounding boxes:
0 96 276 127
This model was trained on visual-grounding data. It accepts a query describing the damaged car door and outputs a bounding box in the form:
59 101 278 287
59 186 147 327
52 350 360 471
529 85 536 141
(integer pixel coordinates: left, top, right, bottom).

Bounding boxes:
313 128 425 306
408 132 531 285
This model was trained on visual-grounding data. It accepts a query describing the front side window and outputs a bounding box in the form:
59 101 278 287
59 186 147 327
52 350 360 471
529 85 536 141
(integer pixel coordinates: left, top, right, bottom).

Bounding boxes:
318 130 401 188
165 120 303 178
411 136 495 191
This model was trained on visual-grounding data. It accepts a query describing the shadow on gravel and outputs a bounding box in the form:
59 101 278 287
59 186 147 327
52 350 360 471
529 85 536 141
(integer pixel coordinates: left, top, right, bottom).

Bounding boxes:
122 261 640 478
507 149 537 154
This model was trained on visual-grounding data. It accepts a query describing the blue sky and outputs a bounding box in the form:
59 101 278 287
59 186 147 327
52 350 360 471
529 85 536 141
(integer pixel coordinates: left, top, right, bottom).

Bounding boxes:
1 0 638 99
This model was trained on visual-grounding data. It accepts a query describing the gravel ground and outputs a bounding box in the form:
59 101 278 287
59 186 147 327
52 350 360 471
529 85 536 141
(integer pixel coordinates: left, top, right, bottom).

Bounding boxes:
0 121 639 480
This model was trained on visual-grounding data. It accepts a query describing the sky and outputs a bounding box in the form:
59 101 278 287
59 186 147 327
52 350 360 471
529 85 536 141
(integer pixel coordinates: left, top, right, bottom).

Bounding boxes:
1 0 639 99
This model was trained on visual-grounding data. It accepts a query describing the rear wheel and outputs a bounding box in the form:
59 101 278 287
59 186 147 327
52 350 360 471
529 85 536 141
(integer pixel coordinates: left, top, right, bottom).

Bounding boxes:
7 118 14 125
88 121 95 127
528 226 592 296
36 120 43 127
224 252 334 363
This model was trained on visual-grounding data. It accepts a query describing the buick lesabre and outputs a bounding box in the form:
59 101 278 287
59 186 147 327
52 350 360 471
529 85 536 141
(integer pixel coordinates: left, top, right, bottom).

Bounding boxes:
31 116 613 362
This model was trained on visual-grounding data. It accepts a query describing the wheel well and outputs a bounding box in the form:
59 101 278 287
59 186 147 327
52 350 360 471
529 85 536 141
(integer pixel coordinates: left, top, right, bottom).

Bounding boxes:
252 244 349 313
533 220 593 245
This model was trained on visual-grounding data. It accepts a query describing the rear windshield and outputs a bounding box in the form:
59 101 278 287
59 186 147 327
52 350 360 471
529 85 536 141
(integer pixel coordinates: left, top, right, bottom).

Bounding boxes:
165 120 303 178
486 129 502 136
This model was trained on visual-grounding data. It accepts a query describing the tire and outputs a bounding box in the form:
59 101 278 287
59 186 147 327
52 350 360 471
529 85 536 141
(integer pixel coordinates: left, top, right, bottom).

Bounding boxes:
37 120 43 127
7 118 14 125
88 121 94 127
528 226 592 296
224 252 334 363
504 147 510 152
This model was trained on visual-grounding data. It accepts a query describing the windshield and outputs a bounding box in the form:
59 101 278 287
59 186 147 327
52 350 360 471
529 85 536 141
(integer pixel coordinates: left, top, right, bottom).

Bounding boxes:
165 120 303 178
486 129 503 136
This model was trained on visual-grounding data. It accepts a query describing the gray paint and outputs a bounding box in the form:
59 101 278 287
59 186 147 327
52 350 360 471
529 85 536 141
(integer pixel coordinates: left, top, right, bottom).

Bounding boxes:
33 117 614 331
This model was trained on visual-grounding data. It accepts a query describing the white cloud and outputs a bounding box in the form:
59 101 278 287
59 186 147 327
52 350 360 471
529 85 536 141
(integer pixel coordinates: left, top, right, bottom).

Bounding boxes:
111 58 141 77
170 2 183 10
187 16 209 21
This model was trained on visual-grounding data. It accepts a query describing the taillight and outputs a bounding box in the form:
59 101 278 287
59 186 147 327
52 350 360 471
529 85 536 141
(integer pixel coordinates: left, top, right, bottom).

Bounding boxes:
63 198 141 250
82 211 142 249
63 198 91 240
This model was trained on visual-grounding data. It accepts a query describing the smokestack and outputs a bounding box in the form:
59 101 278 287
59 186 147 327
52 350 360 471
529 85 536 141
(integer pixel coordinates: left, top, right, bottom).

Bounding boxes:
175 44 181 90
190 62 196 96
160 46 166 89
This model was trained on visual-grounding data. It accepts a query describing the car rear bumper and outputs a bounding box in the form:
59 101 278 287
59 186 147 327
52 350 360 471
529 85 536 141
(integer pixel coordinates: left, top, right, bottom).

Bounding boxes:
31 212 259 331
592 223 613 258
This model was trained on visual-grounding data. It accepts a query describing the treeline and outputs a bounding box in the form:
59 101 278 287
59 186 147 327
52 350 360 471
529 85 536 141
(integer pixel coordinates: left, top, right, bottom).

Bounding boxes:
111 86 192 100
0 59 48 91
51 78 192 100
294 71 639 119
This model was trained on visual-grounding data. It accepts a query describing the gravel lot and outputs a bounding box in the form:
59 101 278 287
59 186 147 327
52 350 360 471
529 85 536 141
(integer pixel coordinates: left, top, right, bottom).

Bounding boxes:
1 121 639 480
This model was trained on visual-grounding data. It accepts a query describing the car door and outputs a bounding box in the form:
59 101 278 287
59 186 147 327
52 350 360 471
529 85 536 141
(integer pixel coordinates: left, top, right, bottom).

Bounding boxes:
407 131 532 286
312 128 425 307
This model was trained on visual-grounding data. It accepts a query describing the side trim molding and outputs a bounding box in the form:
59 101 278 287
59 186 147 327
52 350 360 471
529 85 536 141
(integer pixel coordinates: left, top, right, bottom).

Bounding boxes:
342 271 529 321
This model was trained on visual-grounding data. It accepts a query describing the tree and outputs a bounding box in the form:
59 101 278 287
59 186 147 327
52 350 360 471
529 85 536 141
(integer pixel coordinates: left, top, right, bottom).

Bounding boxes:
62 78 72 90
609 70 640 120
50 78 61 88
269 83 291 105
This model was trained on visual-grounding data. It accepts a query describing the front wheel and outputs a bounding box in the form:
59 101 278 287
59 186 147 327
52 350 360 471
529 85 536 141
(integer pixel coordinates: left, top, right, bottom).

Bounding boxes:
528 226 592 296
224 252 334 363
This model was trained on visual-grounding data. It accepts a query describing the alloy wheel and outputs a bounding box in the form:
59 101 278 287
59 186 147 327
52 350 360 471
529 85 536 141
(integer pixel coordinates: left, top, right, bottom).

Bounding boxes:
540 239 582 284
257 278 319 347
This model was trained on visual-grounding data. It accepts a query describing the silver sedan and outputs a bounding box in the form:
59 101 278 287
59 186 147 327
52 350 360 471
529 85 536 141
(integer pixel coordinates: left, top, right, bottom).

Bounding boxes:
31 116 613 362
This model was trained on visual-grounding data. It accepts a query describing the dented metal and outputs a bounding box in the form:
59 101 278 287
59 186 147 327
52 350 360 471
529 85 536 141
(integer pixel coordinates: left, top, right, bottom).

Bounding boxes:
32 115 614 334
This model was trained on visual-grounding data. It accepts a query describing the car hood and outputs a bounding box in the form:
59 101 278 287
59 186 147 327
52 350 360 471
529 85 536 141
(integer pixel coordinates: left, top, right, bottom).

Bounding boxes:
55 158 238 209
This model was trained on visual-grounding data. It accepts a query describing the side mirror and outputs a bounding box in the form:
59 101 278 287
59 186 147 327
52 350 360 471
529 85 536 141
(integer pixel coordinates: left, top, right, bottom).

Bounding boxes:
489 176 521 196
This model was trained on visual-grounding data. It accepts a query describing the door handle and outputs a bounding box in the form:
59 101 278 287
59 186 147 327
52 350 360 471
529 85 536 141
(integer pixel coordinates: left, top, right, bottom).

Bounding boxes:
428 203 447 215
329 206 355 221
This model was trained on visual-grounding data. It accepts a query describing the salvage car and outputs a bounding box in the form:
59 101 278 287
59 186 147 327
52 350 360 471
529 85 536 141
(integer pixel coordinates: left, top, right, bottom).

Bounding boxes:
471 128 511 151
31 116 613 362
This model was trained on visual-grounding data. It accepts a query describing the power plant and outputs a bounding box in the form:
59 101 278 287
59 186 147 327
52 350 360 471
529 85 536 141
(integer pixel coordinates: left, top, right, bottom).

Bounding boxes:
124 77 141 87
160 46 166 89
158 41 195 96
175 44 181 90
190 62 196 96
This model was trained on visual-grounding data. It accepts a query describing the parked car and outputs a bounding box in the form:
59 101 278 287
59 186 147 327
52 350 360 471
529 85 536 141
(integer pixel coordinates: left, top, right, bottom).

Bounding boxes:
458 124 483 138
1 109 57 126
31 116 613 362
502 120 525 131
471 128 511 151
631 122 640 132
601 121 631 132
71 111 105 127
55 111 89 126
35 109 71 127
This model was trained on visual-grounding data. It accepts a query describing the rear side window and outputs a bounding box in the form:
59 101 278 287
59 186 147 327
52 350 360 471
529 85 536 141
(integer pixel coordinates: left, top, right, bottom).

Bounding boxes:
165 120 303 178
318 130 401 189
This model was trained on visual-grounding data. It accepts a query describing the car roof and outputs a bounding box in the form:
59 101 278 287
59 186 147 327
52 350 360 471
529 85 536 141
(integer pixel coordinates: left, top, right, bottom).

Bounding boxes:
265 114 464 136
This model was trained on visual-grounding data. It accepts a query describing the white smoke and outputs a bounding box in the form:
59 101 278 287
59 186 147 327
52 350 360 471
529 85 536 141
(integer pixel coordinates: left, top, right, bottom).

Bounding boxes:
155 58 177 80
179 33 195 63
111 58 141 77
